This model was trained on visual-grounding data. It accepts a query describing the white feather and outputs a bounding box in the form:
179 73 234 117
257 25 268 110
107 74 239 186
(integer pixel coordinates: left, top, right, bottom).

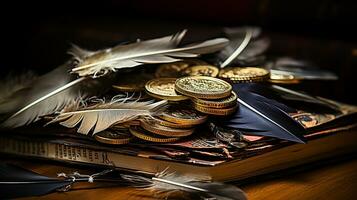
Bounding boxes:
0 71 38 108
50 100 167 135
218 26 270 68
71 30 229 77
121 170 247 200
0 64 83 128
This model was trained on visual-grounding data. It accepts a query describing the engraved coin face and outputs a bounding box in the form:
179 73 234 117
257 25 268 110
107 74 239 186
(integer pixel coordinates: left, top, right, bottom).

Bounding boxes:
219 67 269 82
145 78 188 101
183 65 219 77
155 59 208 78
160 104 207 125
175 76 232 99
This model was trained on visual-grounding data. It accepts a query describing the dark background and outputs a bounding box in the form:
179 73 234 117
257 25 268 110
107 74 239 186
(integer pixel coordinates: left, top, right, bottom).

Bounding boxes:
1 0 356 103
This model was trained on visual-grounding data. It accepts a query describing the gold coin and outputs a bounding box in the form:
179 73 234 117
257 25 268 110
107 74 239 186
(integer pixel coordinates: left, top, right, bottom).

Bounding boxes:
143 117 194 129
218 67 270 83
112 73 154 92
114 120 141 128
159 104 207 125
140 119 194 137
175 76 232 99
192 91 238 109
129 126 180 143
193 104 238 116
155 59 208 78
145 78 189 101
94 129 132 145
182 65 219 77
269 73 301 84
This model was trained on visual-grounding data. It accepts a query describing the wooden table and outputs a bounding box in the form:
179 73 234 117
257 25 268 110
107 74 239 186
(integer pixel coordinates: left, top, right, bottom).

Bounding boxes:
7 157 355 200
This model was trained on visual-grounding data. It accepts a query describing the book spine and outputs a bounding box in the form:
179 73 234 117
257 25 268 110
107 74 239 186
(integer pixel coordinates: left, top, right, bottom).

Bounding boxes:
0 137 112 167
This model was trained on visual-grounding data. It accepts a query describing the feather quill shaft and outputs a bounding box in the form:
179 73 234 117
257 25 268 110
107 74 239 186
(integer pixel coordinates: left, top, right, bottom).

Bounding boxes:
151 177 207 192
220 29 253 68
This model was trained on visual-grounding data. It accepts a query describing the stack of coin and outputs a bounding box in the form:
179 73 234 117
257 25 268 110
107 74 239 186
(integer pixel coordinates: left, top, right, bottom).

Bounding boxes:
128 104 207 143
218 67 270 83
175 76 238 116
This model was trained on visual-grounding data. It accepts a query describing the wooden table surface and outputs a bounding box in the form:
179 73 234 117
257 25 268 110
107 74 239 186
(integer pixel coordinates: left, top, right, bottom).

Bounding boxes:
8 158 356 200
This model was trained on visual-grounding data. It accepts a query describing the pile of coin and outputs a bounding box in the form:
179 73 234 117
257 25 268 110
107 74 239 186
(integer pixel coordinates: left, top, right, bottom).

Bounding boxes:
175 76 238 116
95 104 208 144
129 104 208 143
105 60 273 144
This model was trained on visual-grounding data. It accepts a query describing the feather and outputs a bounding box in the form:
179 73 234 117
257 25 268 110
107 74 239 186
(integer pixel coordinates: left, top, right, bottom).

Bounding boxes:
238 83 340 113
222 84 306 143
217 27 270 68
220 28 253 68
235 83 297 113
0 164 128 199
0 71 37 104
68 44 97 62
269 57 338 80
0 61 118 128
121 170 247 200
50 99 168 135
270 85 341 113
70 30 229 77
0 63 86 128
0 163 72 199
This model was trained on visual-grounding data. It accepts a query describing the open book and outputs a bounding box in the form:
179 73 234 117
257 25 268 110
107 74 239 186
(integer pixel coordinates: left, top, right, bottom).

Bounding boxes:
1 86 357 181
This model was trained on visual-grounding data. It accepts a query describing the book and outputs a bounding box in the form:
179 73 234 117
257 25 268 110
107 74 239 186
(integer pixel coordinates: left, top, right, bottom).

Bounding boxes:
1 123 356 181
1 86 357 181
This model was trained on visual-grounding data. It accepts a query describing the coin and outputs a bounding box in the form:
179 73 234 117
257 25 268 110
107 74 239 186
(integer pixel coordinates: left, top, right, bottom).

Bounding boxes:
112 73 154 92
182 65 219 77
155 59 208 78
129 126 180 143
114 120 141 128
94 129 133 145
175 76 232 99
159 104 207 125
218 67 270 83
140 119 194 137
145 78 189 101
192 91 238 109
193 104 238 116
143 117 194 129
269 73 301 84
